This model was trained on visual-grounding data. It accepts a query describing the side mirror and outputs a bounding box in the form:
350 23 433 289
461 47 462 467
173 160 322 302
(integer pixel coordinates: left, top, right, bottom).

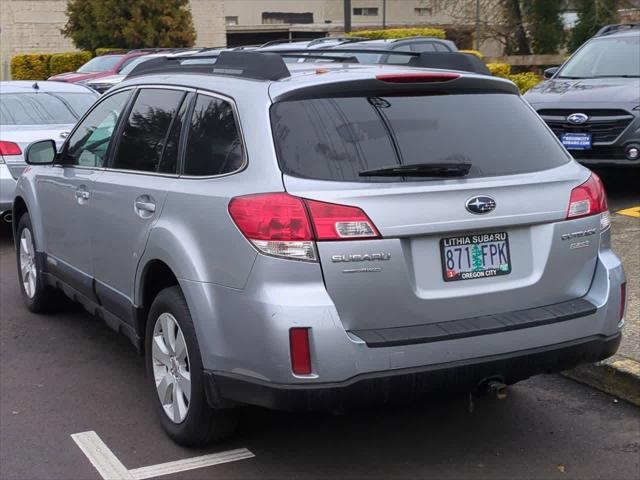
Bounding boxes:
544 66 559 79
25 140 56 165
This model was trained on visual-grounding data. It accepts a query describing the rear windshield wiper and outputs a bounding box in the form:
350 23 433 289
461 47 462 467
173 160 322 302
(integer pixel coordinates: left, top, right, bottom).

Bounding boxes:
359 162 472 178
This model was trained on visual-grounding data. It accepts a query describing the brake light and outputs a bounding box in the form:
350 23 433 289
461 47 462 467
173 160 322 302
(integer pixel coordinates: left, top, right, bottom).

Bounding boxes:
567 174 609 226
289 328 312 375
376 72 460 83
228 193 380 261
0 141 22 156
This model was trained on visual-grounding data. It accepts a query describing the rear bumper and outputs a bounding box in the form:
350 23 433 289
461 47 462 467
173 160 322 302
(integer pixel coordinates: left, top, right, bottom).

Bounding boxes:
204 333 621 411
0 164 17 214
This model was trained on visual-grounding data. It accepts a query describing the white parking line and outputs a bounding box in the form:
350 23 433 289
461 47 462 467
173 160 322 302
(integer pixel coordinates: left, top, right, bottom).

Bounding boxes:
128 449 255 479
72 431 255 480
71 431 133 480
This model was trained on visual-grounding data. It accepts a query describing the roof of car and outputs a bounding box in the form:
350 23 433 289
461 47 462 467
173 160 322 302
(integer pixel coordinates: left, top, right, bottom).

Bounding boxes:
117 61 518 102
0 80 98 94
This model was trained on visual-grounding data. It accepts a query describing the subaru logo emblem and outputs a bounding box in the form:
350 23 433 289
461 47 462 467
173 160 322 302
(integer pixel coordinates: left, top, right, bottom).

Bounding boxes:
466 196 496 215
567 113 589 125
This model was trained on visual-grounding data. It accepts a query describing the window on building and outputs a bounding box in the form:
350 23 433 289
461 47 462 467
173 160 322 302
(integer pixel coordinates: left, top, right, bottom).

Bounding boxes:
415 7 433 16
225 16 239 26
353 7 379 16
261 12 313 24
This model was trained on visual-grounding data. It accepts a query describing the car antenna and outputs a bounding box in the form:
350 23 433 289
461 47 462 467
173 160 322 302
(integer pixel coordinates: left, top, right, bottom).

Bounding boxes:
32 81 39 90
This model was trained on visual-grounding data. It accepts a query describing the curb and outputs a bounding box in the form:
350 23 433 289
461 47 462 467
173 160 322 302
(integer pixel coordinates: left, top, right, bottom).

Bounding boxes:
564 355 640 406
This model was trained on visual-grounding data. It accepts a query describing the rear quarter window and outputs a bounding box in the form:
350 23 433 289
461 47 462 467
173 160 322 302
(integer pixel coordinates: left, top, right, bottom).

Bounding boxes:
271 93 571 182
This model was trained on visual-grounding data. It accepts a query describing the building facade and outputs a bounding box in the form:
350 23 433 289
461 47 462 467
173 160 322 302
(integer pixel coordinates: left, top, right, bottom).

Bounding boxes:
1 0 498 80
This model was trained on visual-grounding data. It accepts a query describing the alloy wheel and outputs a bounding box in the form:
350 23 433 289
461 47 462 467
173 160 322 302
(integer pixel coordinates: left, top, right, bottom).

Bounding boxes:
19 228 37 299
152 313 191 423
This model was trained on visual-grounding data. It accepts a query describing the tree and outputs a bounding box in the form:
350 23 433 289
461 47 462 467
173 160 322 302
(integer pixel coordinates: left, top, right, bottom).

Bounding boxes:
63 0 196 52
526 0 565 54
569 0 620 52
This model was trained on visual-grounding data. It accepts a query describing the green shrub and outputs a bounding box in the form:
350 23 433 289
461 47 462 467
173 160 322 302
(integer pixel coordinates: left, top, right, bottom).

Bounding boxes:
49 51 93 76
460 49 483 58
348 28 446 40
507 72 541 93
10 54 52 80
487 63 511 78
95 48 124 56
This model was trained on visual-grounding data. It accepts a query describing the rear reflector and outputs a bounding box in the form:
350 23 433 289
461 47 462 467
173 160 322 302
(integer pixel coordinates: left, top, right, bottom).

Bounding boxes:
620 282 627 322
289 328 312 375
376 72 460 83
0 141 22 156
229 193 380 261
567 174 608 224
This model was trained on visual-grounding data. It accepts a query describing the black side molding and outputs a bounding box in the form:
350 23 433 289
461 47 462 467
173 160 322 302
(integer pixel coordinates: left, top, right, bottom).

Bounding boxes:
350 298 597 348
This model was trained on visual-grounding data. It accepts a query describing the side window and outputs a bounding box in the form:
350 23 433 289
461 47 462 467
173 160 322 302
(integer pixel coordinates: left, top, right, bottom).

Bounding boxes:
112 89 185 173
410 42 437 53
64 90 131 167
183 94 244 176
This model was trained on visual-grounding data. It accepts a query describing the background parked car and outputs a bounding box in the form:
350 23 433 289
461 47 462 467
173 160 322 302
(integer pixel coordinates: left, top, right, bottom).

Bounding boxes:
85 50 200 94
48 49 160 84
325 36 458 64
0 80 98 222
524 24 640 167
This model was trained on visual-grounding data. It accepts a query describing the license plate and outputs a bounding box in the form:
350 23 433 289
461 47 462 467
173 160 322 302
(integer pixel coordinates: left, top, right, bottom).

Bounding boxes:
440 232 511 282
561 132 592 150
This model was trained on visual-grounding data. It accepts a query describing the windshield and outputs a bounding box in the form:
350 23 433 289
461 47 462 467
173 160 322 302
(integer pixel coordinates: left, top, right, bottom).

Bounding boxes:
558 36 640 78
118 55 156 75
271 94 570 182
0 92 96 125
77 55 124 73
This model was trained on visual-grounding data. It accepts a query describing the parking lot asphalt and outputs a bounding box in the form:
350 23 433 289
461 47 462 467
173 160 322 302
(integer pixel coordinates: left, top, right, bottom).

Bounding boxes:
1 168 639 480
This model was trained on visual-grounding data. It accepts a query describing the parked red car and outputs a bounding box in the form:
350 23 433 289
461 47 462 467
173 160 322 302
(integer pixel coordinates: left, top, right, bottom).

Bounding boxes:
48 50 155 84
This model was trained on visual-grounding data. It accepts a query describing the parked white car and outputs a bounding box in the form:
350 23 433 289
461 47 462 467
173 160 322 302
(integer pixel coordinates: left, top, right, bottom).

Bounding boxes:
0 81 98 222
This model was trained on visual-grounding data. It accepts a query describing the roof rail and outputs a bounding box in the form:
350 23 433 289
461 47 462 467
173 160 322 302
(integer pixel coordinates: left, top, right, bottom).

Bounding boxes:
390 36 448 43
306 36 368 47
127 51 291 81
260 38 322 47
270 49 490 74
595 23 640 36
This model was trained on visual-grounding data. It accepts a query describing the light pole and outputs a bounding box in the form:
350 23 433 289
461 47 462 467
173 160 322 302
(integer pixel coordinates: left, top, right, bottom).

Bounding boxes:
383 0 387 29
344 0 352 33
475 0 481 50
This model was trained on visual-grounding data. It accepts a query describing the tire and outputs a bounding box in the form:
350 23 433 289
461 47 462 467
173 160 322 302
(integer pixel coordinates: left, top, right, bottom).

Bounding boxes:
145 286 237 446
15 213 60 313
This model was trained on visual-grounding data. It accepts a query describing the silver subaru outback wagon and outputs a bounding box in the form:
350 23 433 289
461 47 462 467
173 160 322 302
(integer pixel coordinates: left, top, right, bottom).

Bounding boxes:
13 51 626 446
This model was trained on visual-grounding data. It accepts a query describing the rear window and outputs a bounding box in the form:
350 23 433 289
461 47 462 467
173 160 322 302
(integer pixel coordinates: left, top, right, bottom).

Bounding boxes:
271 94 570 182
0 92 96 126
77 55 124 73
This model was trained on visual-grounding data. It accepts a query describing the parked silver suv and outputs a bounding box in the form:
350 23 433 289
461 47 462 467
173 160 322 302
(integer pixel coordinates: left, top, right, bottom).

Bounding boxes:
13 52 626 446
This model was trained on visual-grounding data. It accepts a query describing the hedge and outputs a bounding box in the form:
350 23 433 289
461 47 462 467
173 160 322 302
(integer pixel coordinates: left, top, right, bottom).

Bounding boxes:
49 51 93 77
95 48 124 56
487 63 511 77
10 54 52 80
348 28 446 40
460 49 483 58
507 72 541 93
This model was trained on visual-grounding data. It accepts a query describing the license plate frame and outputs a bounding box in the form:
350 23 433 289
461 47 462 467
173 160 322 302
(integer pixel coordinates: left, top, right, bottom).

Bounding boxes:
561 132 592 150
440 232 512 282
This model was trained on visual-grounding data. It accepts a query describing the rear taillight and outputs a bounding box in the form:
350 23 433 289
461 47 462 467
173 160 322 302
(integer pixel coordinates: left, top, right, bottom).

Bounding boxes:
0 141 22 156
567 173 610 230
620 282 627 322
229 193 380 261
305 199 380 241
289 328 312 375
376 72 460 83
